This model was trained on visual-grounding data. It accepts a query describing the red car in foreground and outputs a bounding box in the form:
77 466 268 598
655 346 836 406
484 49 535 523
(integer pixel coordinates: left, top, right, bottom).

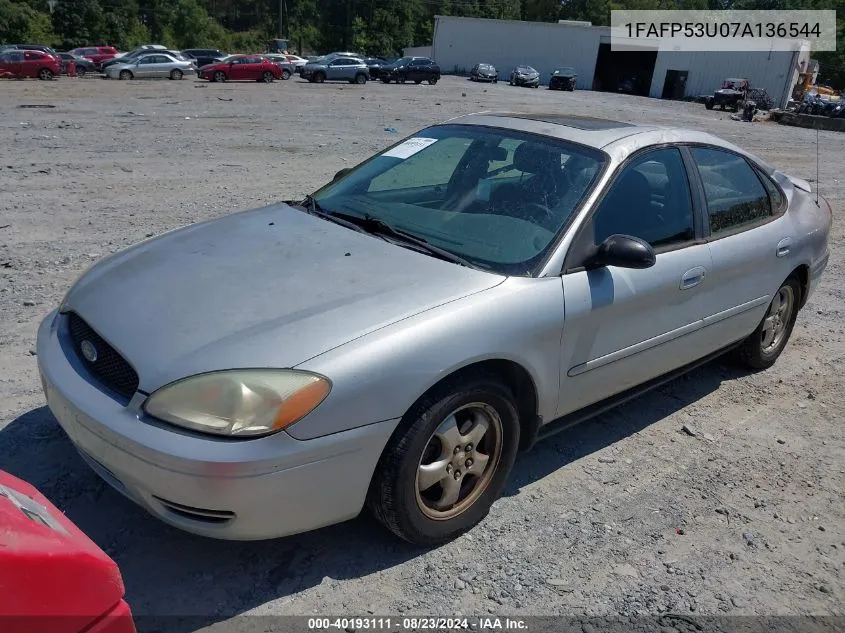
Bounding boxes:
198 54 282 82
0 50 61 80
0 470 136 633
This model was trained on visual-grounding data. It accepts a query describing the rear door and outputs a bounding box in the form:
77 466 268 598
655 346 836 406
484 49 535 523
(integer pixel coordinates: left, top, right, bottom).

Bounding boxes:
22 51 43 77
687 145 797 350
243 56 264 80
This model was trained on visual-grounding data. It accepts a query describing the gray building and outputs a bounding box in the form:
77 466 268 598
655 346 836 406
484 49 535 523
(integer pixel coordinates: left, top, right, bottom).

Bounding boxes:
431 16 811 108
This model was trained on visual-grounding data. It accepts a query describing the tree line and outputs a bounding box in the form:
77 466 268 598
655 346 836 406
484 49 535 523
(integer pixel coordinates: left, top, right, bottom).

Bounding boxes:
1 0 842 86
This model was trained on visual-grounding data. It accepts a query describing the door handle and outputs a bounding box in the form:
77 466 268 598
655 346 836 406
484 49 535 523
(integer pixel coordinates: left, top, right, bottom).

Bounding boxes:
680 266 706 290
776 237 793 258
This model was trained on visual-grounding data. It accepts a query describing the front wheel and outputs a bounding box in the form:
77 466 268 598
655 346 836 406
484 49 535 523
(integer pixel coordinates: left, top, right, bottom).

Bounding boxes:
38 68 54 80
314 71 325 83
281 69 291 80
428 77 438 85
170 69 183 80
733 276 800 370
213 71 226 82
119 70 133 80
367 373 520 545
77 67 87 77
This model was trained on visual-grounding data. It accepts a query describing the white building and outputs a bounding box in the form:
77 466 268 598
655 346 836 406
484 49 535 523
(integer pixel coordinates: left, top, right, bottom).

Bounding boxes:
430 16 811 108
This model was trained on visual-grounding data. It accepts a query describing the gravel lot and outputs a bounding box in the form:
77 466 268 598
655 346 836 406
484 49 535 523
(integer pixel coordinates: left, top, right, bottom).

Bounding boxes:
1 75 843 628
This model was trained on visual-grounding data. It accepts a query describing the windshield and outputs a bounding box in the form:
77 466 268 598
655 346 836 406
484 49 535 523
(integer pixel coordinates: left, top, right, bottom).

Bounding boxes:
516 66 536 73
310 124 607 276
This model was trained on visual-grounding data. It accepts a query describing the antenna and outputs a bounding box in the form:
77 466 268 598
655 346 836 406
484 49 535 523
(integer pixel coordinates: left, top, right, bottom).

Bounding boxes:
816 127 819 206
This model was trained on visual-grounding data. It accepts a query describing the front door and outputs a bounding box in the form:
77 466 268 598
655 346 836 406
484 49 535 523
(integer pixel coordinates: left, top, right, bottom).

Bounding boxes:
558 147 712 416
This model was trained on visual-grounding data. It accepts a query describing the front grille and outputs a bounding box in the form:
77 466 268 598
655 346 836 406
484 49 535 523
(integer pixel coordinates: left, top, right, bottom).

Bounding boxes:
67 312 139 401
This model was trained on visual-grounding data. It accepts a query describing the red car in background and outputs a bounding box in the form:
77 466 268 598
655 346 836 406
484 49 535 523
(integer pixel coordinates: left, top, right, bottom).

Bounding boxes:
198 54 282 82
0 50 61 80
69 45 119 67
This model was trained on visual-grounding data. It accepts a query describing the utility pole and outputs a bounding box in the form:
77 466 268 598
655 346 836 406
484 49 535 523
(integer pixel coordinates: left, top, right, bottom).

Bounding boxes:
279 0 284 38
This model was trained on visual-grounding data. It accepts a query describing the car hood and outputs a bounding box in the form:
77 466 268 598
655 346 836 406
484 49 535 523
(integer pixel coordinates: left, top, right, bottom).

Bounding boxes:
63 203 505 393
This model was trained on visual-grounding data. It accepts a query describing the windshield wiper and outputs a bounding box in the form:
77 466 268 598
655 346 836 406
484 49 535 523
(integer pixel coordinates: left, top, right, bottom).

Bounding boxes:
298 197 474 268
330 210 474 268
299 195 369 234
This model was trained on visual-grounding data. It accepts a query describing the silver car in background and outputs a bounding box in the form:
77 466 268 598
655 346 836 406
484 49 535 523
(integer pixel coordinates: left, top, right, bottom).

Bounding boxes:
37 114 831 546
300 55 369 84
264 54 296 80
105 52 196 80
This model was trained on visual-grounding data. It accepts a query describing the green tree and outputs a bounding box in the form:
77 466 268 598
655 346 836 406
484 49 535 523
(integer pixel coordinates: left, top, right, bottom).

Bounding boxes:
0 0 57 43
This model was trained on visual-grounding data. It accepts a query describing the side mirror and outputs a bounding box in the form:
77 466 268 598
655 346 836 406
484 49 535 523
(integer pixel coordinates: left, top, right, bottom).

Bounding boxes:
333 167 352 182
587 234 656 270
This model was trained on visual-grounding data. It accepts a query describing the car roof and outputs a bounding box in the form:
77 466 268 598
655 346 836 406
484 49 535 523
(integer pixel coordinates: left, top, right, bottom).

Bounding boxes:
443 112 766 166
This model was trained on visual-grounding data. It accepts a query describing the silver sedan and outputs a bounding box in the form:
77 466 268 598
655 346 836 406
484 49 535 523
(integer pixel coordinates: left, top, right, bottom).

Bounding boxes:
37 114 832 545
105 52 196 80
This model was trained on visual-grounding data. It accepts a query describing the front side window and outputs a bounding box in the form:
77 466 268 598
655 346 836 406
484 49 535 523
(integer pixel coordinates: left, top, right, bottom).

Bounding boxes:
591 148 695 249
691 147 771 235
312 124 607 275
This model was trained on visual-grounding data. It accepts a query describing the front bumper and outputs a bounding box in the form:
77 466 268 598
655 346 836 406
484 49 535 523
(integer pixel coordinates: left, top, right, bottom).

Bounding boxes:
36 310 400 540
513 76 539 86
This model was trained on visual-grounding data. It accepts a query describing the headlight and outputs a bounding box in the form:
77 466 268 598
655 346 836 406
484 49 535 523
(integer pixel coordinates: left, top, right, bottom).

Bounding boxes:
143 370 331 437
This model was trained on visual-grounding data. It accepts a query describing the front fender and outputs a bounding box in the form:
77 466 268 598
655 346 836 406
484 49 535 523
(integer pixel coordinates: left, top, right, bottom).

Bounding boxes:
289 277 565 440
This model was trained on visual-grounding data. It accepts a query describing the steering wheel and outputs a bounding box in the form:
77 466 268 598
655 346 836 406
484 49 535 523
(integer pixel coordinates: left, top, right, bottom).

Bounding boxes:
515 201 555 227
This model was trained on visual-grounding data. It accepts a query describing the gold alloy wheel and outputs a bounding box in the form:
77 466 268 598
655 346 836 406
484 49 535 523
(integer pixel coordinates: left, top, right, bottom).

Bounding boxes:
415 402 503 520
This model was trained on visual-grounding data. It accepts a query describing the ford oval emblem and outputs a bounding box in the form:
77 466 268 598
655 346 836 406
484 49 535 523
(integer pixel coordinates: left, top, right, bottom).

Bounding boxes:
80 339 98 363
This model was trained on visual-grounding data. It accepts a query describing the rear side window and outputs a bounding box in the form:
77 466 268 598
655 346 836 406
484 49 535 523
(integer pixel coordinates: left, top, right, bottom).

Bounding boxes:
691 147 772 236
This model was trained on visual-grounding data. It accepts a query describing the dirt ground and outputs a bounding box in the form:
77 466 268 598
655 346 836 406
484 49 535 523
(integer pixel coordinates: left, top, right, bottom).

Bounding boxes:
0 75 843 628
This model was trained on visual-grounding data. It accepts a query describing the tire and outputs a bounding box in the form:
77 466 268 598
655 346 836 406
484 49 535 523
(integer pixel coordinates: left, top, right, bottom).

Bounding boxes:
119 70 133 80
428 77 438 85
77 67 87 78
261 71 274 83
415 79 422 84
733 276 801 370
705 98 714 110
367 372 520 546
213 71 226 83
354 73 367 84
314 71 325 83
170 69 183 80
493 78 497 84
38 68 54 81
382 77 391 84
281 69 291 80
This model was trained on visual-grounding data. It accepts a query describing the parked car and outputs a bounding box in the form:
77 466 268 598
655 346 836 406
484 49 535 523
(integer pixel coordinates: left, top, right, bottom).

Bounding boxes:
68 46 118 67
285 54 308 69
469 63 498 83
380 56 440 85
301 56 369 84
263 54 296 80
36 113 831 546
362 57 388 80
58 52 96 76
704 77 749 111
0 44 61 61
101 46 179 70
197 55 282 82
509 65 540 88
105 53 196 80
180 48 226 68
0 50 60 80
549 67 577 91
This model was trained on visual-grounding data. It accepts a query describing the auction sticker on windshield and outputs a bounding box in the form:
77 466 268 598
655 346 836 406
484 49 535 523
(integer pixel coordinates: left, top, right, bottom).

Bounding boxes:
383 137 438 159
